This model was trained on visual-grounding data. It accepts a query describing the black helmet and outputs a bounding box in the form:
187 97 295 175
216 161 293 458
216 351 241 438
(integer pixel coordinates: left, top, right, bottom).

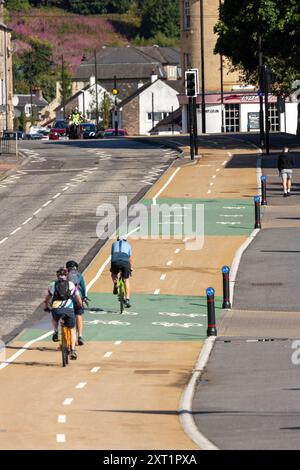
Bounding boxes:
66 260 78 270
56 267 68 278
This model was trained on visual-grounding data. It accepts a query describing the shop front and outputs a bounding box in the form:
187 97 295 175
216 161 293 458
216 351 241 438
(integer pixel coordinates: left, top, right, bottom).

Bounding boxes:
178 92 298 135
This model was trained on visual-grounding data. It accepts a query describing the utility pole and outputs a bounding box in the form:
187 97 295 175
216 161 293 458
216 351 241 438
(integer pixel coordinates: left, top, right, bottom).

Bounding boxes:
61 55 66 119
113 75 119 136
94 49 99 128
200 0 206 134
219 1 224 133
258 33 265 148
29 76 33 125
264 66 271 155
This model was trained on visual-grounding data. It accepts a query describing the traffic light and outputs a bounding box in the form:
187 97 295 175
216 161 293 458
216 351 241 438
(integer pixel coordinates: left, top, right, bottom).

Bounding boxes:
185 70 198 98
112 75 119 96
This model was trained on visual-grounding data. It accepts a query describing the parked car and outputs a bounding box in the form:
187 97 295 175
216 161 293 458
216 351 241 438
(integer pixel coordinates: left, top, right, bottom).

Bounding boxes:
104 128 128 137
80 123 98 139
49 120 69 140
37 129 50 141
2 130 25 140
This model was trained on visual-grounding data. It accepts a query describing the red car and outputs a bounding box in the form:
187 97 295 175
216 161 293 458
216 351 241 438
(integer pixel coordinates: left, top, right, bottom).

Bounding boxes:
49 120 69 140
104 128 128 137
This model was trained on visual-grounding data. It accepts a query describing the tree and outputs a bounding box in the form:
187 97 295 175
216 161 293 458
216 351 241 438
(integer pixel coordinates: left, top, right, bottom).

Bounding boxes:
138 0 179 39
100 92 113 129
6 0 30 10
214 0 300 96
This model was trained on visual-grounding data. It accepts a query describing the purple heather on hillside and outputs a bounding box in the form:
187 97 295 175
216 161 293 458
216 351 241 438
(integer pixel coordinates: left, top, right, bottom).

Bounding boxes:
9 9 127 72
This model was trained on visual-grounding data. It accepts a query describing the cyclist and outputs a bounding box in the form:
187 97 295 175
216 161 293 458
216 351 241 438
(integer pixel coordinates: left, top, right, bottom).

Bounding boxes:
111 236 132 308
66 260 87 346
44 267 83 360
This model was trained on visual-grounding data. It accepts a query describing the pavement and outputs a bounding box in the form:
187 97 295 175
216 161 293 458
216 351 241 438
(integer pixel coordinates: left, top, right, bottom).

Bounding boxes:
193 136 300 450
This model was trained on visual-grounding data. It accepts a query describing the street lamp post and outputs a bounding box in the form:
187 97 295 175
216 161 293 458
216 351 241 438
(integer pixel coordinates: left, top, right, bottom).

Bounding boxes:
61 55 66 119
200 0 206 134
94 49 99 128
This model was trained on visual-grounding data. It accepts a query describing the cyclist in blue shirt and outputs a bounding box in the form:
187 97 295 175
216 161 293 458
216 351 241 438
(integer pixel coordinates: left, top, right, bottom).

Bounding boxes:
110 237 132 308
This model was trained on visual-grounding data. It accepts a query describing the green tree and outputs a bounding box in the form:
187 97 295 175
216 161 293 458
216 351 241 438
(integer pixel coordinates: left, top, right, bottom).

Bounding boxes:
6 0 30 10
138 0 179 39
100 92 113 129
214 0 300 96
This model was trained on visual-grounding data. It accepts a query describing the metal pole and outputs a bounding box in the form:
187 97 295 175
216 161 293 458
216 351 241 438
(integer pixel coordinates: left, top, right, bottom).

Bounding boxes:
29 77 33 125
193 97 198 155
200 0 206 134
254 196 262 229
219 1 224 133
258 33 265 148
222 266 231 309
61 56 66 119
220 54 225 133
264 66 270 155
94 49 99 128
188 97 194 161
261 175 267 205
171 106 174 135
206 287 217 336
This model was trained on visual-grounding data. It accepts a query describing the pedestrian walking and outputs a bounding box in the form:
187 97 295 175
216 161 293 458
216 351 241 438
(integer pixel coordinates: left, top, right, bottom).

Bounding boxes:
277 147 295 197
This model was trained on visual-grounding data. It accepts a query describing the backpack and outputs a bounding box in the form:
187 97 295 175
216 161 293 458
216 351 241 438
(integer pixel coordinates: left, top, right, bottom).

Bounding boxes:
67 267 79 287
53 279 71 302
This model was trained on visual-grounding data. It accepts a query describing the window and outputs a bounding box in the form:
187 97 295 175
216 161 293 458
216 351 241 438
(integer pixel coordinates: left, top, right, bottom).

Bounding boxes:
225 104 240 133
183 1 191 31
25 104 32 117
268 103 280 132
148 112 169 122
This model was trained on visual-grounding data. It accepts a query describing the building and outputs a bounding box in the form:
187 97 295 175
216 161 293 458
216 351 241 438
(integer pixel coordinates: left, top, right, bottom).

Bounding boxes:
54 77 115 124
73 46 181 101
13 90 48 126
179 0 298 135
117 77 181 136
150 107 182 135
0 0 13 133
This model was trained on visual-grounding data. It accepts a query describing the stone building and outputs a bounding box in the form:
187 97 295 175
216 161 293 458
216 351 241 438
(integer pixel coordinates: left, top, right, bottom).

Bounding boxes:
179 0 298 135
0 1 14 133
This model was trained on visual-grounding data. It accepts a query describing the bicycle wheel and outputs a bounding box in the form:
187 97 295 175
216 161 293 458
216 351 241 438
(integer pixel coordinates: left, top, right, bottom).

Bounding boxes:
61 326 69 367
119 281 125 314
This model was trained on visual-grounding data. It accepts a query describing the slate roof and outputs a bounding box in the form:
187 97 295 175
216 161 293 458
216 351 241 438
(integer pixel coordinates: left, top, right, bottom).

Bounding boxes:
15 94 48 108
74 46 180 81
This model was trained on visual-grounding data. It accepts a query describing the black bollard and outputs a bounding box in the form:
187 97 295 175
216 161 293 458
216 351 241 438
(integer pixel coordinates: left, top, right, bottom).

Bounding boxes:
222 266 231 309
261 176 267 206
206 287 217 337
254 196 262 229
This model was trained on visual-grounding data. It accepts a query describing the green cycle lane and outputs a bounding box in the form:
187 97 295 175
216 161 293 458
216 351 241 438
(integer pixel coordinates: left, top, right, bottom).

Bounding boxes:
138 198 254 237
18 293 223 342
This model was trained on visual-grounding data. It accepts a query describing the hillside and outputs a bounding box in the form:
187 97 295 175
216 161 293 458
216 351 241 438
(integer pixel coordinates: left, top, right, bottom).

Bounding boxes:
8 8 137 71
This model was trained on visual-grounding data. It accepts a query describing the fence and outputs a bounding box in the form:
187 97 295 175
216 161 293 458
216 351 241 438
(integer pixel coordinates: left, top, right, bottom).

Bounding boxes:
0 132 18 157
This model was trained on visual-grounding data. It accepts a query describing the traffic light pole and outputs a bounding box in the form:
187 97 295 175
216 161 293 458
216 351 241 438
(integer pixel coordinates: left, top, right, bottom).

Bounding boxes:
192 97 198 156
189 97 195 161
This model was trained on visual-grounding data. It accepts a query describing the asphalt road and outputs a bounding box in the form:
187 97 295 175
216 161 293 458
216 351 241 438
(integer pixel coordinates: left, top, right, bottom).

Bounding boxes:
0 138 178 342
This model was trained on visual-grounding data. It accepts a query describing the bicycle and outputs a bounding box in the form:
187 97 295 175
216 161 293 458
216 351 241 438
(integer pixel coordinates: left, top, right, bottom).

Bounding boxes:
117 274 126 314
59 318 72 367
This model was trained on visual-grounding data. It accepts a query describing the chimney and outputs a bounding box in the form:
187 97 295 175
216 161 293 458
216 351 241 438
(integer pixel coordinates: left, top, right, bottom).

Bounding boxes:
89 75 96 87
150 70 158 83
0 0 5 23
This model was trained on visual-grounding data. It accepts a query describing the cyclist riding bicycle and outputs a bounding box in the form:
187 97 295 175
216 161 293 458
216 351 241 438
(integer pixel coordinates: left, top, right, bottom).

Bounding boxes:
66 260 87 346
111 236 132 308
43 267 83 360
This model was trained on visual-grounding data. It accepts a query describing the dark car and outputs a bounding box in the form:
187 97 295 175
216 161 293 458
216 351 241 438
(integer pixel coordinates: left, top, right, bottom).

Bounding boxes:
49 120 69 140
2 130 25 140
80 123 98 139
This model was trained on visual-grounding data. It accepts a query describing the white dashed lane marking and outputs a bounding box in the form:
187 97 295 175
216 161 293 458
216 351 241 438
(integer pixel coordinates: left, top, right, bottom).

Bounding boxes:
58 415 66 424
63 398 73 406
